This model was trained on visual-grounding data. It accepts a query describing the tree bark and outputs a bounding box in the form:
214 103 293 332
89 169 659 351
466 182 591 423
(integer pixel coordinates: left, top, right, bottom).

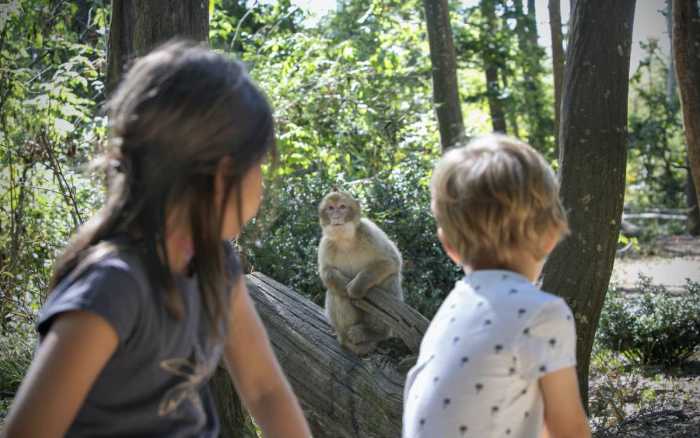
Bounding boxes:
666 0 677 107
107 0 209 93
687 162 700 236
481 0 507 133
672 0 700 220
245 272 424 438
515 0 547 150
422 0 466 150
548 0 565 158
541 0 636 407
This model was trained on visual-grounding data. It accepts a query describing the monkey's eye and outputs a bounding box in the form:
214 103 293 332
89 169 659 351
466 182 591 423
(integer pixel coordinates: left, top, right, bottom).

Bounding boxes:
339 204 347 210
327 205 335 211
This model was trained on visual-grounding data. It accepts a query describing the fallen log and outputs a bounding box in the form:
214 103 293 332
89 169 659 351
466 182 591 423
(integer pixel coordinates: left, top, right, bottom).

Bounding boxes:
239 272 427 438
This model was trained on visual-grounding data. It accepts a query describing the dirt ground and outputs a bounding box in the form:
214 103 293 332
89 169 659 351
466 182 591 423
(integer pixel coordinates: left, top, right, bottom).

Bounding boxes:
592 235 700 437
611 235 700 292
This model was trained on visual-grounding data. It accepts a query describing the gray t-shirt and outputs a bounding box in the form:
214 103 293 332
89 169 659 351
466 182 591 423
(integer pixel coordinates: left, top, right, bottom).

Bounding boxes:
37 238 241 437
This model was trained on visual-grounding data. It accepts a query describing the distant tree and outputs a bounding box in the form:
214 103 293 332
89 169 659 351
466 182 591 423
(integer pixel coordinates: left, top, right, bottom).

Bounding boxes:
480 0 507 133
514 0 548 149
541 0 636 406
422 0 465 150
548 0 565 157
672 0 700 234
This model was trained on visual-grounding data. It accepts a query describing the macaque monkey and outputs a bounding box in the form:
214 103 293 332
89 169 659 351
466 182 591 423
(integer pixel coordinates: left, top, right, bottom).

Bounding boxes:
318 190 404 355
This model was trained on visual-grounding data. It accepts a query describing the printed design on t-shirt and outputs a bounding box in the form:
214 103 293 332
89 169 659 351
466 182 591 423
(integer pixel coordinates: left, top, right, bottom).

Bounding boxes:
158 343 219 418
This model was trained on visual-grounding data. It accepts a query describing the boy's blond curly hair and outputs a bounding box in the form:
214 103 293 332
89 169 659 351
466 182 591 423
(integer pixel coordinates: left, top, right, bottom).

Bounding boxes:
431 134 569 266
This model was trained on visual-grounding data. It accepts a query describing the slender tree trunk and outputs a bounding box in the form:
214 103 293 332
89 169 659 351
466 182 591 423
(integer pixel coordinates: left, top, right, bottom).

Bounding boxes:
107 0 209 93
666 0 677 107
502 72 521 138
672 0 700 215
541 0 636 407
422 0 466 150
482 0 507 133
687 161 700 235
514 0 548 150
549 0 565 158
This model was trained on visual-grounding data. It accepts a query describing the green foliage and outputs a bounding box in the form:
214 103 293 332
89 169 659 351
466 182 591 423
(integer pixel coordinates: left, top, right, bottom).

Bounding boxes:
452 0 554 158
626 39 687 210
0 0 108 330
597 277 700 367
0 321 35 396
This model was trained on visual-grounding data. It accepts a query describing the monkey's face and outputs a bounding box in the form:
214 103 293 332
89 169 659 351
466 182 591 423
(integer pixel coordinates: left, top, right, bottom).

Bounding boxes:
319 192 360 232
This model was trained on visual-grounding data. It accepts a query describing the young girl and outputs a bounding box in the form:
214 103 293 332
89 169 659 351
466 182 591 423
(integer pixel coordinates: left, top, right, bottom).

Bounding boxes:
4 41 311 438
403 135 590 438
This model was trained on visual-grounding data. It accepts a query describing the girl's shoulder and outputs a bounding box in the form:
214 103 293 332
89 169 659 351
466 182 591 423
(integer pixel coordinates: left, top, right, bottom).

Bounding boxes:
37 238 150 342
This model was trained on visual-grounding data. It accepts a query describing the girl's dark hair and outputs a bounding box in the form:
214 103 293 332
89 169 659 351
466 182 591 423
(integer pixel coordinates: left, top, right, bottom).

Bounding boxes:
50 40 276 336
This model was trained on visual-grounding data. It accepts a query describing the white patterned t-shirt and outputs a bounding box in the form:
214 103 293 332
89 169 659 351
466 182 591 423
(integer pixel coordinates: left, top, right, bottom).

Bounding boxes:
403 270 577 438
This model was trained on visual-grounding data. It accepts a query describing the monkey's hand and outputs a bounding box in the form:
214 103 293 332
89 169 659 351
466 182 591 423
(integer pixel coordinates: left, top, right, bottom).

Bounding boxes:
347 261 396 298
347 274 370 299
320 267 351 295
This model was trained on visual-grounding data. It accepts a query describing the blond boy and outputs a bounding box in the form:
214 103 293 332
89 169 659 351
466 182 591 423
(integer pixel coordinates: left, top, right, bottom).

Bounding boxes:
403 135 591 438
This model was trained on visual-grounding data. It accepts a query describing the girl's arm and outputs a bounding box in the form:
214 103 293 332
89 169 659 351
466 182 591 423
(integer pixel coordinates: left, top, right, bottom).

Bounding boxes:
539 367 591 438
224 276 311 438
2 311 118 438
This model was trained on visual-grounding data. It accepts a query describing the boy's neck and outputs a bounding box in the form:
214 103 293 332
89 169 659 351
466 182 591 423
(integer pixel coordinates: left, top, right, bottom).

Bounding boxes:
469 252 544 283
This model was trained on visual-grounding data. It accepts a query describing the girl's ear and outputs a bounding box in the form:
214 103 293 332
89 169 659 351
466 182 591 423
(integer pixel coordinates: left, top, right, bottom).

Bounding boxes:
437 227 463 267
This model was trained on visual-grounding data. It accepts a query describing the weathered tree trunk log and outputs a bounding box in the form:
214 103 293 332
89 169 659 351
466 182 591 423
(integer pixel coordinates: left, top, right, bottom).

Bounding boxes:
243 272 426 438
352 287 429 353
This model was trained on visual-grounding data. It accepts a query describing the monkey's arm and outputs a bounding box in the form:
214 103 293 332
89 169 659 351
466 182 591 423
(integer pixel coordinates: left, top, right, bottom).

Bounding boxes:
320 265 351 295
346 260 398 299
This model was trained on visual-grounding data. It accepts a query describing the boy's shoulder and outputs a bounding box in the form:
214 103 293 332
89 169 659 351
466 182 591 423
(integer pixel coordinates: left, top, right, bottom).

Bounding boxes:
458 270 573 319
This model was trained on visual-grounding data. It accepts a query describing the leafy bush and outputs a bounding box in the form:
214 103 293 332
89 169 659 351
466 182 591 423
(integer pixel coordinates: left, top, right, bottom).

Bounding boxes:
0 322 35 397
597 277 700 367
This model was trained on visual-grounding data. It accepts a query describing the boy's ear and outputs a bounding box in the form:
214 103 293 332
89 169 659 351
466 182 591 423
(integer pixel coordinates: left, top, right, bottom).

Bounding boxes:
542 227 561 257
437 228 463 266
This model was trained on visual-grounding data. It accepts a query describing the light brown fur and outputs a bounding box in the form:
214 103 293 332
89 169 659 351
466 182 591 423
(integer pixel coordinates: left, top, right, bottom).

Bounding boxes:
318 191 403 355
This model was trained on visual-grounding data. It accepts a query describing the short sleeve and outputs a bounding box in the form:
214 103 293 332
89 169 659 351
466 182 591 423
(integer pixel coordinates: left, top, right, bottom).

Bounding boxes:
37 258 143 346
516 298 576 380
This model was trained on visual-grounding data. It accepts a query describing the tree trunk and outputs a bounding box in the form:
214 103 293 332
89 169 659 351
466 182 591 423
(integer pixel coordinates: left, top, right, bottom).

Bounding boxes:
482 0 508 133
422 0 465 150
107 0 209 93
672 0 700 218
666 0 677 107
687 162 700 236
541 0 636 407
210 366 259 438
515 0 547 150
245 272 427 438
549 0 565 158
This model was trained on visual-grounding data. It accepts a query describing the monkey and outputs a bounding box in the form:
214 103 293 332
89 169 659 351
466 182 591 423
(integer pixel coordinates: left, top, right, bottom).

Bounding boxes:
318 189 404 356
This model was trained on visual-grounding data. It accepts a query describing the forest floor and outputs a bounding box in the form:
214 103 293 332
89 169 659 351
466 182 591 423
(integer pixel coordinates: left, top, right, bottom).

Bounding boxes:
591 234 700 438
